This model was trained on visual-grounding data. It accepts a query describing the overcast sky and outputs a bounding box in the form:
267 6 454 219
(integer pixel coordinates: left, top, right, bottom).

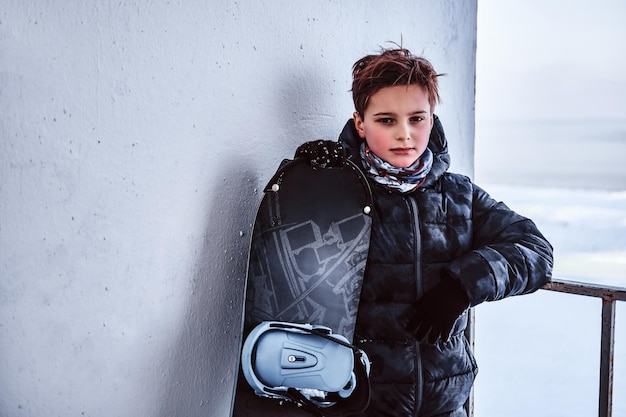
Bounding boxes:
476 0 626 121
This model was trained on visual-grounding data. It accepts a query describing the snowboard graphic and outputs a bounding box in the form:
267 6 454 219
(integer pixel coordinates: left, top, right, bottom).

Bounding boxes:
231 157 373 416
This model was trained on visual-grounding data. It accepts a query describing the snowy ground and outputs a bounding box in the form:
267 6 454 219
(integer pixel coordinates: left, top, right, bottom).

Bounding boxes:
472 184 626 417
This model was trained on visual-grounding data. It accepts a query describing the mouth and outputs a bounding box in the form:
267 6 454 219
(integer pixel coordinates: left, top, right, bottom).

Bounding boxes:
390 148 415 155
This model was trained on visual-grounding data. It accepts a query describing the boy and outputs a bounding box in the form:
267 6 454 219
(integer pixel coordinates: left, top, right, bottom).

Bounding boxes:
295 47 553 416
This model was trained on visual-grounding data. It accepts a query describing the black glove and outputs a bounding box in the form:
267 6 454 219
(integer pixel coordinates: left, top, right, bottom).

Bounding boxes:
294 140 346 169
407 279 469 344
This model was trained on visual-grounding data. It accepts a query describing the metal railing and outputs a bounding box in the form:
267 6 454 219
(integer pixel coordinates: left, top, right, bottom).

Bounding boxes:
542 278 626 417
466 278 626 417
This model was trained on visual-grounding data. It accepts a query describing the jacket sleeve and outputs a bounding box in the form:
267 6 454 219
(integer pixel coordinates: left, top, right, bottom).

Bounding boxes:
443 183 554 307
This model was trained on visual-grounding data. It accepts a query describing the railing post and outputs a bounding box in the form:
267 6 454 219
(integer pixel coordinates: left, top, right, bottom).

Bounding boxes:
599 297 616 417
541 278 626 417
470 279 625 417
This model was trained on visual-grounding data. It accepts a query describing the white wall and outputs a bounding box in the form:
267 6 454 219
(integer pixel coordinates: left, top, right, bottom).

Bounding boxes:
0 1 476 416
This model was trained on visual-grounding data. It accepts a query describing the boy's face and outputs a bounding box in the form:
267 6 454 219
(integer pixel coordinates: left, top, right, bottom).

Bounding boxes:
354 84 433 168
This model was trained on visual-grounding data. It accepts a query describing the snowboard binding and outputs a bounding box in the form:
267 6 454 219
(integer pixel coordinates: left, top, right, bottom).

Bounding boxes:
241 321 371 416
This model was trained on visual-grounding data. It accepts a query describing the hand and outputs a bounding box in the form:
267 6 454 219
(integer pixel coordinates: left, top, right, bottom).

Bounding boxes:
294 140 346 169
407 279 469 344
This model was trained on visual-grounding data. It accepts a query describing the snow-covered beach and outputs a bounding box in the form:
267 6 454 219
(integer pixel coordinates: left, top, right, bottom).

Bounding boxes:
473 183 626 417
472 119 626 416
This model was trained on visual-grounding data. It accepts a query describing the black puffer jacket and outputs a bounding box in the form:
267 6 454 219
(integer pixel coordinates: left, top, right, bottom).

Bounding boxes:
339 116 553 417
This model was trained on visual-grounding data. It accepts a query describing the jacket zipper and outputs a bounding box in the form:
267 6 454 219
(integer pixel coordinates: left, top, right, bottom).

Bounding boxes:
406 195 424 415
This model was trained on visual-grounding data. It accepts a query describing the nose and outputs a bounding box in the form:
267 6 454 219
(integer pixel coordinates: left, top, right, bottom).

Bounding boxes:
396 122 411 142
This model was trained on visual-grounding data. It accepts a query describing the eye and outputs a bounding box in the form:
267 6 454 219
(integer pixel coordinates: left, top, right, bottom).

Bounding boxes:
376 118 394 124
410 116 425 123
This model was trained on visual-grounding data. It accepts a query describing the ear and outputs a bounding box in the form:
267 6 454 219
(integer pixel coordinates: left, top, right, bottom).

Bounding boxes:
353 112 366 139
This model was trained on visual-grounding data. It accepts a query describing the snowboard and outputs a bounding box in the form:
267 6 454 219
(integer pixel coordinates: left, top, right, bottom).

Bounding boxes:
231 157 373 417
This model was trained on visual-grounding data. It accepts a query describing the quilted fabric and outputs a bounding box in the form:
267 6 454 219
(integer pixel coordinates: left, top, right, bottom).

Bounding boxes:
338 115 553 417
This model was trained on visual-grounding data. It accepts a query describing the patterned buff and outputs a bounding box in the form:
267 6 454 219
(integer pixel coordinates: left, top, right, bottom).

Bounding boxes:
360 142 433 193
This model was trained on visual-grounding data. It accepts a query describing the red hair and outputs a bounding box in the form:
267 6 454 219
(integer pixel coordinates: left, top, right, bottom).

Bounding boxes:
351 48 443 115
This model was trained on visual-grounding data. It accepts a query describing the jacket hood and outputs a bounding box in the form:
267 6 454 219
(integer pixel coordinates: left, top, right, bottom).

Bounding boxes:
338 114 451 188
